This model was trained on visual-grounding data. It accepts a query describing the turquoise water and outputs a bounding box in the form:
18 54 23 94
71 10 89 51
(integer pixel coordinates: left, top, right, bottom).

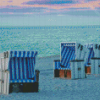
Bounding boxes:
0 25 100 57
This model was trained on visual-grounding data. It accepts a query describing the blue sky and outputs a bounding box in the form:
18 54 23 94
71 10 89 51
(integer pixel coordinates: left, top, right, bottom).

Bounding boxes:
0 0 100 26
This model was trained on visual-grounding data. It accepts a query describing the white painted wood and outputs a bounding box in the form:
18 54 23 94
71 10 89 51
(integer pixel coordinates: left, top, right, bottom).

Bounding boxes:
89 58 100 75
1 71 10 95
83 48 89 65
1 58 5 71
98 59 100 74
80 49 84 60
1 58 4 94
0 81 1 93
0 52 10 95
81 62 85 78
75 62 78 79
95 59 99 74
1 81 4 94
93 44 99 57
78 62 81 79
70 61 75 80
0 53 4 69
4 71 9 95
5 58 9 70
4 72 7 94
6 71 10 95
76 43 81 59
91 59 95 74
71 60 85 80
94 59 100 75
0 69 2 93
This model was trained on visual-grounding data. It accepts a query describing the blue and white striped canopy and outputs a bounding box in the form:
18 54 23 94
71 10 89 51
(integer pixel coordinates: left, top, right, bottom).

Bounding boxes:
60 43 76 69
9 51 38 58
7 51 38 83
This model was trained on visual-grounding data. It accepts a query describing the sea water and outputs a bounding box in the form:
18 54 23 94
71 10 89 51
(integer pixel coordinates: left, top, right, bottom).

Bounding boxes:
0 25 100 57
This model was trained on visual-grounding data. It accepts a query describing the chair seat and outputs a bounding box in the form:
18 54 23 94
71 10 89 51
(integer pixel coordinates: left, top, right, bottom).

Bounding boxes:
10 79 35 83
58 68 69 70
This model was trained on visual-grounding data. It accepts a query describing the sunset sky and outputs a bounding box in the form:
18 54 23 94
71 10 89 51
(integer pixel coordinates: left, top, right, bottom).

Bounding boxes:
0 0 100 26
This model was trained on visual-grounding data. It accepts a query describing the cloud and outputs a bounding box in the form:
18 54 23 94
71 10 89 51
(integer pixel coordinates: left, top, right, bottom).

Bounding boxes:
0 6 46 13
0 0 100 15
25 0 76 5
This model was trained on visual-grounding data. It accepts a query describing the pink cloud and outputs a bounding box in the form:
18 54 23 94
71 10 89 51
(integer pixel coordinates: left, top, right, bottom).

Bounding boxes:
0 0 100 11
1 12 35 15
72 0 100 10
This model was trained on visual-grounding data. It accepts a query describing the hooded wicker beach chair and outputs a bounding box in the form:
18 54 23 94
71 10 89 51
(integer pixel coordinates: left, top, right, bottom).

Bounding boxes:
0 51 39 95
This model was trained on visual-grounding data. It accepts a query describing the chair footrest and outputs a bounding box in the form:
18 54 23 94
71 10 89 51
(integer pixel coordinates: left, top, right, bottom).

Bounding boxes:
9 82 39 93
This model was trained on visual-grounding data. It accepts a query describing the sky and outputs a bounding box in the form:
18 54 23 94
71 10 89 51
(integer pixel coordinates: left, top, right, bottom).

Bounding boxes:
0 0 100 26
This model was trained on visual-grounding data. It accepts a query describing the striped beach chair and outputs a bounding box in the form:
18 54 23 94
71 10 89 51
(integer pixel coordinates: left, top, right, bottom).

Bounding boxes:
83 44 94 74
84 44 94 66
60 42 76 70
53 42 82 70
0 51 39 95
89 44 100 75
53 42 81 78
53 42 95 78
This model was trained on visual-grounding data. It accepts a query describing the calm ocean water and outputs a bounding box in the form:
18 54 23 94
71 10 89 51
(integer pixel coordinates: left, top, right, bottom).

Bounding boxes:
0 25 100 57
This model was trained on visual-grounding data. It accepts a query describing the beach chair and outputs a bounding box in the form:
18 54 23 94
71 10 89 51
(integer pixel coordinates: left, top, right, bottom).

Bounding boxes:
0 51 39 95
54 42 95 79
60 42 76 70
54 42 81 79
70 59 85 80
84 44 94 65
54 42 81 69
90 44 100 75
84 44 94 74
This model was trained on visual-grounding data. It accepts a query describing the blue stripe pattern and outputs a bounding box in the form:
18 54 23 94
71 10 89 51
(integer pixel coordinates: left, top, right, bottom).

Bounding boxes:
8 51 38 83
54 60 60 69
61 43 76 69
84 44 94 66
54 43 94 70
88 48 94 64
65 49 73 69
67 50 75 70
